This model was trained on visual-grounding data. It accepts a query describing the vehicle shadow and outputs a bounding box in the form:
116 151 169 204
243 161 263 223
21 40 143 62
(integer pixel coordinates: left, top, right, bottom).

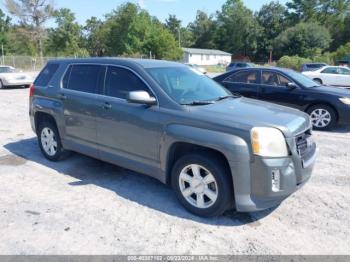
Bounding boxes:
4 137 275 226
331 125 350 133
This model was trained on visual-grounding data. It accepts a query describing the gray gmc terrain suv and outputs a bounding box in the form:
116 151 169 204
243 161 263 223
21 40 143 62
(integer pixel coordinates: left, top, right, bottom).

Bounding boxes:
29 58 318 217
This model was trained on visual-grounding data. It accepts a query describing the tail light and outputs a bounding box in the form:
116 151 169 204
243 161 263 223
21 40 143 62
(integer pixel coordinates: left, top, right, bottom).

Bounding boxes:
29 84 35 97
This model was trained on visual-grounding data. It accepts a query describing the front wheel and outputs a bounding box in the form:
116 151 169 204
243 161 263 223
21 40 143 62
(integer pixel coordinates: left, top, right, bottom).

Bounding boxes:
171 153 233 217
307 105 337 131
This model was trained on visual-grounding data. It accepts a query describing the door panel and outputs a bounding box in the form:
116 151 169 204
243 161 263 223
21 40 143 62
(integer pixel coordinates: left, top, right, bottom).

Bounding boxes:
60 64 105 153
96 66 163 177
258 71 306 110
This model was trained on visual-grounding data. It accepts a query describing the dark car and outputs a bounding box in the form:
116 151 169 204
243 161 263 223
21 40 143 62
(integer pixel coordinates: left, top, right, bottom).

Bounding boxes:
214 67 350 131
301 63 328 72
29 59 317 217
226 62 254 72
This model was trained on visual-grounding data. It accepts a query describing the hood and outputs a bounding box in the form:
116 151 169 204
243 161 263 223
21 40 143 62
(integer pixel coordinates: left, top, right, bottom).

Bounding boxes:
189 97 311 138
309 85 350 97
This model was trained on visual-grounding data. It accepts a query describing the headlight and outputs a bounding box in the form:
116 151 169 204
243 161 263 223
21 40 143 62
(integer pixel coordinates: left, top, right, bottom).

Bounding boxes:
251 127 288 157
339 97 350 105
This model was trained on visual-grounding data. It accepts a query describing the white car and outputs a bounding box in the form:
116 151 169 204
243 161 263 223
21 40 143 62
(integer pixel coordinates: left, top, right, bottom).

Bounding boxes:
0 66 34 89
302 66 350 88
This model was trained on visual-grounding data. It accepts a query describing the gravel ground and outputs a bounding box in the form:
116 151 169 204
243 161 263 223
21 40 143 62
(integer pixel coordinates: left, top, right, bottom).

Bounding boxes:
0 88 349 255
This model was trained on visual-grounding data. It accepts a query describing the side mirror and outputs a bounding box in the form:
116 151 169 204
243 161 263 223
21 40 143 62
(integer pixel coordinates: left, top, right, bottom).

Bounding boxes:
286 82 298 89
127 91 157 106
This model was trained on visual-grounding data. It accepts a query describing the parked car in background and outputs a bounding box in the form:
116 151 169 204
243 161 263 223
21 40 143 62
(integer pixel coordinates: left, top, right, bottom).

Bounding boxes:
302 66 350 87
30 58 317 217
185 63 207 74
226 62 254 72
300 63 328 72
214 67 350 130
0 65 34 89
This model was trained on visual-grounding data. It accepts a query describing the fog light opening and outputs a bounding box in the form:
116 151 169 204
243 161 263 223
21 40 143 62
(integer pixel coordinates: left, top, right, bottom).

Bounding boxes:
272 170 281 192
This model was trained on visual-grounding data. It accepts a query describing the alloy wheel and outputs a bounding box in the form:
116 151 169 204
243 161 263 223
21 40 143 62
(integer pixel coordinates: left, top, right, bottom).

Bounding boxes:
179 164 218 209
310 108 331 128
41 127 58 156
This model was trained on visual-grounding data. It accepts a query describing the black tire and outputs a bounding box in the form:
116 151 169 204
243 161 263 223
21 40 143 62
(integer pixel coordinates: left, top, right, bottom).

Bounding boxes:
307 104 337 131
0 80 4 89
37 121 70 161
313 78 323 85
171 153 234 217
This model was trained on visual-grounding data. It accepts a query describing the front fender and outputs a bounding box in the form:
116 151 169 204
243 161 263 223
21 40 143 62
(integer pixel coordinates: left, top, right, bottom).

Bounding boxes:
160 124 251 178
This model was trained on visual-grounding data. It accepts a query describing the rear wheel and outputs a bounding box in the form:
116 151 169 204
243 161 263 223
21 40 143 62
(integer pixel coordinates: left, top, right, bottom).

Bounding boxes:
171 153 233 217
38 121 69 161
313 78 323 85
307 105 337 131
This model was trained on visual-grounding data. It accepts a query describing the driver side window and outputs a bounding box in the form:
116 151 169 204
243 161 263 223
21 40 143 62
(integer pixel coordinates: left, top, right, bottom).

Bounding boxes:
262 71 291 87
105 66 151 99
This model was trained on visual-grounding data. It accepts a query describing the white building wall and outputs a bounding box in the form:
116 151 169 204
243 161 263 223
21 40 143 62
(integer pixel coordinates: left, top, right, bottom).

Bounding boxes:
183 53 231 66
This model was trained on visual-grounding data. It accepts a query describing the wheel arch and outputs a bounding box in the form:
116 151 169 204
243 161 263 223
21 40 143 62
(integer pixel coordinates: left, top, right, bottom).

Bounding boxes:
165 142 232 186
34 111 59 135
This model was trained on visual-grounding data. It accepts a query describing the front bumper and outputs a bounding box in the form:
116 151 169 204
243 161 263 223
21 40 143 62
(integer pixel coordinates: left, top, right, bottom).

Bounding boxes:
337 103 350 125
232 136 318 212
2 78 33 86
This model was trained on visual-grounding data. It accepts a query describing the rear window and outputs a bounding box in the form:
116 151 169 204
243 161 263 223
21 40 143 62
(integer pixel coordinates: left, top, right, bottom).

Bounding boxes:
62 64 104 94
225 70 258 84
35 64 59 86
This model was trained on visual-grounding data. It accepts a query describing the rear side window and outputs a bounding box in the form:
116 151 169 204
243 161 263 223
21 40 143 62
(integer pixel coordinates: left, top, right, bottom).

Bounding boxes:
105 66 150 99
225 70 258 84
63 64 104 94
35 64 59 86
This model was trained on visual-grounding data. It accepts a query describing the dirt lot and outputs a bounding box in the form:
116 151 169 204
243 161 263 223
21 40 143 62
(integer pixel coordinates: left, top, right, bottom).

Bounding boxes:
0 88 349 255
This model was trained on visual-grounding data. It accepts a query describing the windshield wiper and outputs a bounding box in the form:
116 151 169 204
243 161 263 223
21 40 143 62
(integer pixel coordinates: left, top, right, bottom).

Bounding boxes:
181 100 216 106
215 94 241 101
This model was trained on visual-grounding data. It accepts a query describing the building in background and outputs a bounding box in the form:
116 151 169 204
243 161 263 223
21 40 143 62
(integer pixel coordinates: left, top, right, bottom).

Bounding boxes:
181 48 231 66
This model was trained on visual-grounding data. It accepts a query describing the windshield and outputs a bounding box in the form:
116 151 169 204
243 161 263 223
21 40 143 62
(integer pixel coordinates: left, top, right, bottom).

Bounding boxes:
286 70 320 88
147 66 231 105
0 67 16 73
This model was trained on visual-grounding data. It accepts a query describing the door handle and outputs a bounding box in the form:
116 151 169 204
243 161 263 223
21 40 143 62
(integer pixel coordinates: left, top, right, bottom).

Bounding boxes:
59 94 67 100
103 102 112 110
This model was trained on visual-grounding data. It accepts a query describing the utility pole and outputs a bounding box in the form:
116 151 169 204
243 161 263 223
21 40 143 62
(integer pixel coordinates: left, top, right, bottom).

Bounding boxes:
178 27 181 48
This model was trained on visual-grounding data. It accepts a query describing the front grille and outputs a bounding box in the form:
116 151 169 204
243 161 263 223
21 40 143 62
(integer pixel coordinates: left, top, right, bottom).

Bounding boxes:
296 130 312 159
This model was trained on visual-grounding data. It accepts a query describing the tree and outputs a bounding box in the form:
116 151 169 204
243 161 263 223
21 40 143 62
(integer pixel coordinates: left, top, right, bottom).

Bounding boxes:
286 0 350 49
215 0 261 57
165 14 194 48
188 11 216 49
5 0 55 59
103 3 182 60
45 8 87 57
0 9 11 54
274 22 332 58
84 17 107 56
256 1 287 61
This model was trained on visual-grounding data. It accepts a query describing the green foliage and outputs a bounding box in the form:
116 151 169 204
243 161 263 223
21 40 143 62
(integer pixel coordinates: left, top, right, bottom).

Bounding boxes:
45 8 88 57
277 55 312 70
274 22 332 58
102 3 182 60
215 0 262 57
332 43 350 61
0 9 11 53
256 1 287 61
188 11 216 49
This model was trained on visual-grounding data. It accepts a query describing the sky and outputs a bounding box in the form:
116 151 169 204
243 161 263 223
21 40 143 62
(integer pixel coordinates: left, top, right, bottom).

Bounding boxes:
0 0 289 26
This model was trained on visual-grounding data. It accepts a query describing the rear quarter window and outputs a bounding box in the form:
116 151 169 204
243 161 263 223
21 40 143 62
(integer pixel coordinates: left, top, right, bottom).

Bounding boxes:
34 63 59 86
